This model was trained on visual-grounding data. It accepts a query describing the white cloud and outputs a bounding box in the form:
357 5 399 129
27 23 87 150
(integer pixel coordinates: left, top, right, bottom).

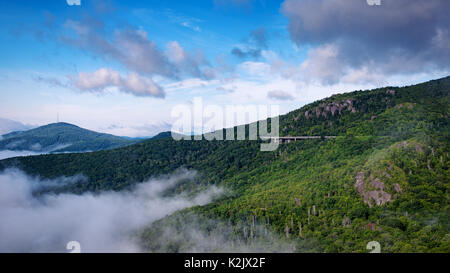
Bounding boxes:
262 47 389 86
63 21 176 78
63 21 211 81
300 44 344 85
72 68 165 98
165 41 213 79
66 0 81 6
166 41 187 63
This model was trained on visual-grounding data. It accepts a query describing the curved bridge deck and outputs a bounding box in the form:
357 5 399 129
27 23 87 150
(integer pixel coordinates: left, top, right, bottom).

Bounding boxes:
260 136 337 144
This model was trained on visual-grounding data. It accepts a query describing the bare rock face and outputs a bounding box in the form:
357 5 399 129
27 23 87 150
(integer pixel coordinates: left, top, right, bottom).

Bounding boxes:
353 140 430 207
315 108 321 118
354 171 393 207
386 89 396 95
304 98 357 120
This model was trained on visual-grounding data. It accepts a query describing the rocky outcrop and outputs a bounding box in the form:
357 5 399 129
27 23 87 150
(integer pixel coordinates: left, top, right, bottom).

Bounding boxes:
304 99 357 120
354 171 392 207
386 89 396 95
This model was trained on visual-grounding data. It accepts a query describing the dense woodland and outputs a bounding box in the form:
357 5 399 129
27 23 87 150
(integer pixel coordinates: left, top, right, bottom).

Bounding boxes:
1 77 449 252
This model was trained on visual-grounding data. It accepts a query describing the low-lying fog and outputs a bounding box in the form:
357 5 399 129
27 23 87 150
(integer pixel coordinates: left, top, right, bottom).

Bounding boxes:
0 150 44 160
0 168 222 252
0 144 75 160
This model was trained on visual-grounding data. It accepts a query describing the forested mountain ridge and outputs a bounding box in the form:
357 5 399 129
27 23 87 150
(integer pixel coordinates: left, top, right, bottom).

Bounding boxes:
0 122 138 153
0 76 449 252
280 76 449 138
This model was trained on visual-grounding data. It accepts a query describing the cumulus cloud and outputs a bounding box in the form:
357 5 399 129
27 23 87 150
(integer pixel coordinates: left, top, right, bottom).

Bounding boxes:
63 20 175 78
114 29 176 77
72 68 165 98
0 168 222 252
63 19 214 83
261 48 388 88
267 90 294 101
299 44 344 85
166 41 214 79
282 0 450 83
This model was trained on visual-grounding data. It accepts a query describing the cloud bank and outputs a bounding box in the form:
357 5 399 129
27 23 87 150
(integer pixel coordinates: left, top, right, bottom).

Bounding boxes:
281 0 450 84
166 41 214 80
0 169 222 252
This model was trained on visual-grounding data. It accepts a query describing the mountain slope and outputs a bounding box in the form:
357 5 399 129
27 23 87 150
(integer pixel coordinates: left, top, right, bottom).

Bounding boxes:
150 131 186 141
0 76 448 252
0 122 138 153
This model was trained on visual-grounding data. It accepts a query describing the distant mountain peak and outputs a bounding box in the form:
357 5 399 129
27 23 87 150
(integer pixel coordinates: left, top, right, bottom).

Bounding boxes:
0 122 138 153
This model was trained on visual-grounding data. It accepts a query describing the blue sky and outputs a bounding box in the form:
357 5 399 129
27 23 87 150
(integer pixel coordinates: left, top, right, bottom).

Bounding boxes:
0 0 449 136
